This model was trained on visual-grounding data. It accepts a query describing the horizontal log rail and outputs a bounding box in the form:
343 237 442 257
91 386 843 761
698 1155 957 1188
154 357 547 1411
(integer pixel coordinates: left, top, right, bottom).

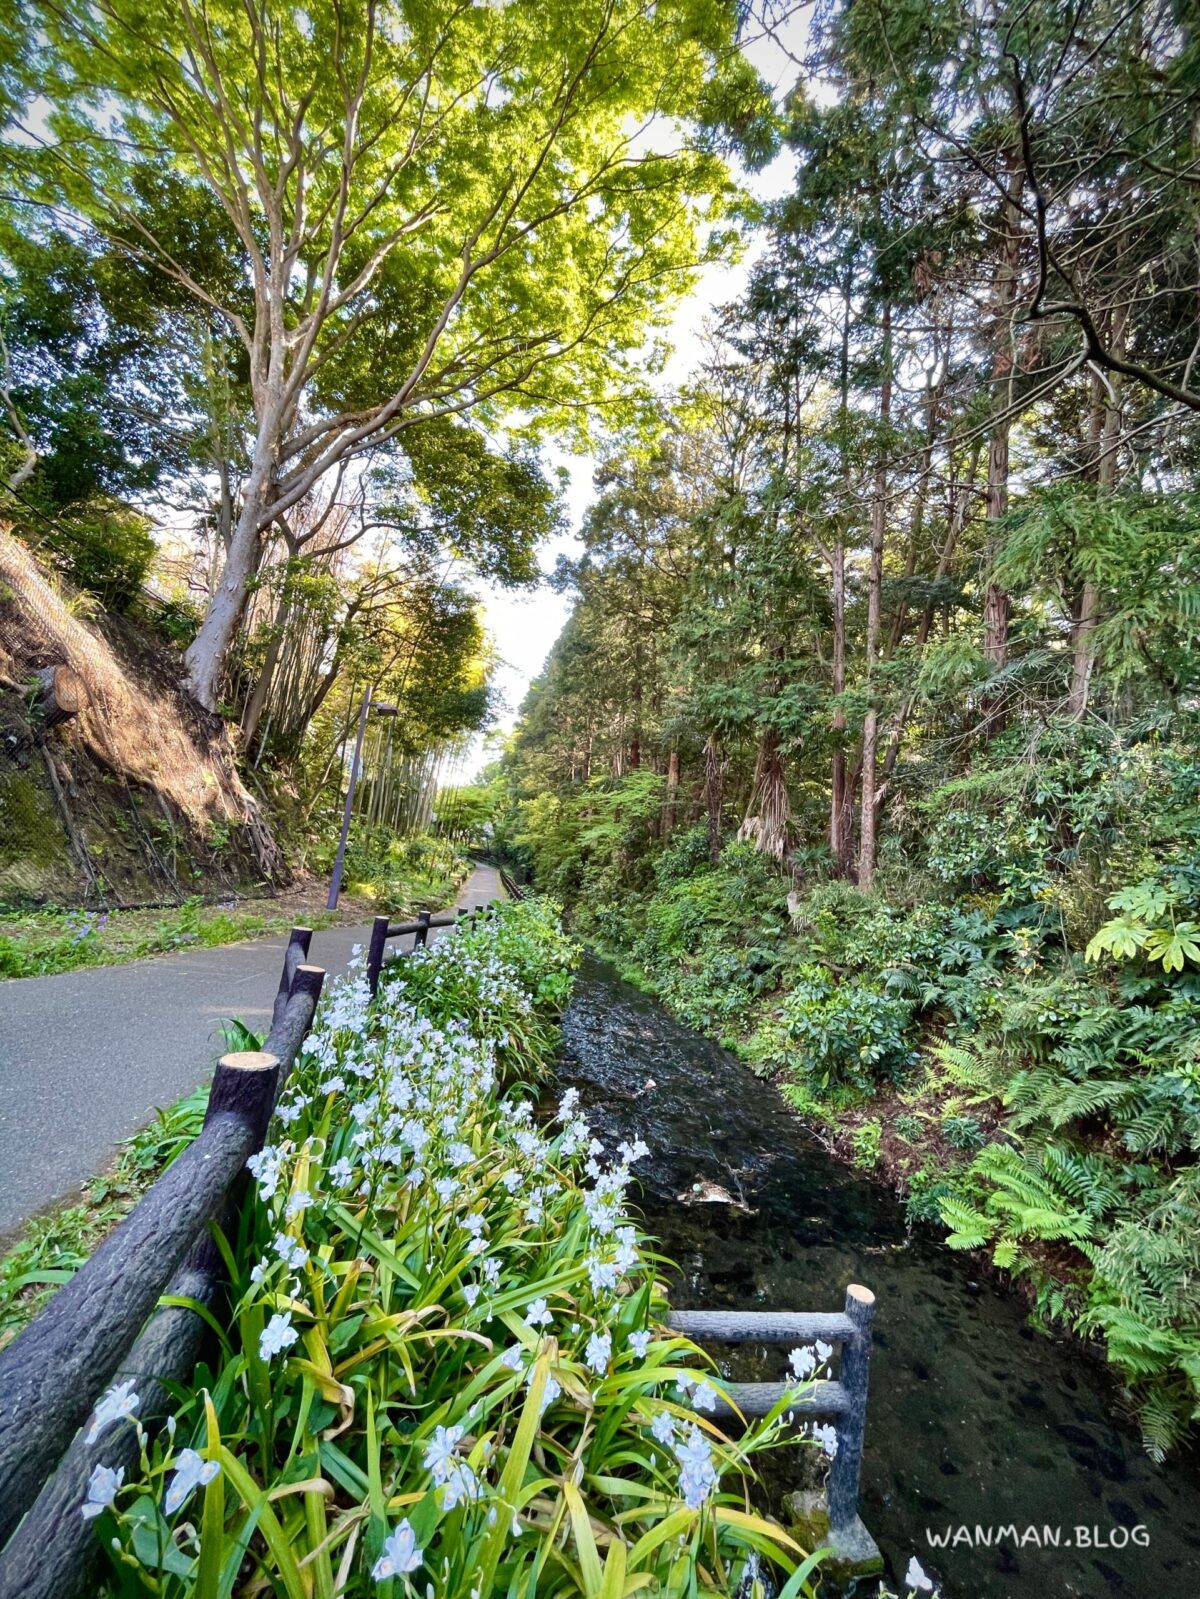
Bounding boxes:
0 936 328 1598
365 899 500 995
670 1285 879 1566
499 867 530 901
667 1309 854 1345
712 1379 851 1423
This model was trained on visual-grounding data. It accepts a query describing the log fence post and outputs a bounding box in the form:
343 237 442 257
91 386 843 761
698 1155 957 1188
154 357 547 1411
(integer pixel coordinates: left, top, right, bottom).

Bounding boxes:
415 909 432 948
273 926 312 1026
826 1284 876 1555
366 914 390 996
668 1285 879 1567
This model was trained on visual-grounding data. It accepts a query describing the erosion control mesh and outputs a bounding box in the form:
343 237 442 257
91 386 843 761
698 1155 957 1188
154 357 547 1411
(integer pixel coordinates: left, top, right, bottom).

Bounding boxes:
0 526 283 903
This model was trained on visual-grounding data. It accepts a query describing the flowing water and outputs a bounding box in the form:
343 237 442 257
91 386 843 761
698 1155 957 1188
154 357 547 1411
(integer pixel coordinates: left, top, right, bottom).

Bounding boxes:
558 955 1200 1599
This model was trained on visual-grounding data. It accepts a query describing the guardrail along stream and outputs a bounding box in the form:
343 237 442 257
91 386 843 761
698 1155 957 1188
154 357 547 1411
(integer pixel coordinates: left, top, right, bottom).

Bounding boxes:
557 954 1200 1599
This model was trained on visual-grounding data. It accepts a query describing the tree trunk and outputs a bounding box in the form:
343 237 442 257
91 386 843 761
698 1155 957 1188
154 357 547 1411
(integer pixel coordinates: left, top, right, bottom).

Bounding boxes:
829 259 855 877
184 432 277 709
241 585 293 750
1068 300 1126 719
741 731 789 862
830 537 852 874
663 748 680 835
704 733 722 866
881 440 982 784
859 303 892 890
981 163 1024 728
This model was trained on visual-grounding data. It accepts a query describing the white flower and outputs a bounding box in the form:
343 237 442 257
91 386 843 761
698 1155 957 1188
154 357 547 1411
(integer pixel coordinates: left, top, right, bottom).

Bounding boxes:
423 1424 464 1484
812 1422 839 1458
247 1145 286 1200
586 1256 619 1293
905 1555 934 1592
372 1519 423 1580
585 1330 611 1375
814 1339 833 1364
259 1311 298 1359
789 1346 816 1380
441 1460 480 1509
674 1423 718 1509
164 1448 220 1514
86 1379 140 1442
613 1228 638 1272
538 1374 561 1415
273 1232 309 1271
650 1410 676 1446
691 1380 718 1413
500 1344 524 1371
629 1330 652 1359
81 1462 123 1519
526 1297 552 1327
463 1284 480 1307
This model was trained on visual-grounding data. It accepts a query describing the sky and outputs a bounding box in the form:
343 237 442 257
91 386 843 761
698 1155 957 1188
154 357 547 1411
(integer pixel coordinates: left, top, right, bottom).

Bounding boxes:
454 14 808 784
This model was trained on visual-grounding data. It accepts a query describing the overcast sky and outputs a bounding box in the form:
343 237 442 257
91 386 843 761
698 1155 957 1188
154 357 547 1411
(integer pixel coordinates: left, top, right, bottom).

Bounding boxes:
454 14 808 784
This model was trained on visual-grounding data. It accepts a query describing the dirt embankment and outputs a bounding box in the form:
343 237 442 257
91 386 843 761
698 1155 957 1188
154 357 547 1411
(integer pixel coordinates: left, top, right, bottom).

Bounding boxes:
0 527 284 906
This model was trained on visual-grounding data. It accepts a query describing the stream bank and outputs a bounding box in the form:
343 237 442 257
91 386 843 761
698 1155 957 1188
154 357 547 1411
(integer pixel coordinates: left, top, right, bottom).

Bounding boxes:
558 953 1200 1599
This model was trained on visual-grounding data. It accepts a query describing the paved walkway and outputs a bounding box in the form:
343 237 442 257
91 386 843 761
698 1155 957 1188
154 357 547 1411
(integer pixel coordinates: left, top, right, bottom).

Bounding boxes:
0 867 502 1241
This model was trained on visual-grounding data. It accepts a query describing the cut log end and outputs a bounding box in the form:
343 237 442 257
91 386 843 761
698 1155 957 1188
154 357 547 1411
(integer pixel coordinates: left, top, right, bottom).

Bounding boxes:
33 664 86 731
217 1050 279 1074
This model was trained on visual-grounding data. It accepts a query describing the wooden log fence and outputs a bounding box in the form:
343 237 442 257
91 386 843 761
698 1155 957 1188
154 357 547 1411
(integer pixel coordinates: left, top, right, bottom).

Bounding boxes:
667 1286 879 1565
0 938 328 1599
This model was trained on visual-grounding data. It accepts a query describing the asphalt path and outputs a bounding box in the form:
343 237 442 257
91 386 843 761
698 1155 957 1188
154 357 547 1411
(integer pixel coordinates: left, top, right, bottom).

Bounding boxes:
0 866 502 1240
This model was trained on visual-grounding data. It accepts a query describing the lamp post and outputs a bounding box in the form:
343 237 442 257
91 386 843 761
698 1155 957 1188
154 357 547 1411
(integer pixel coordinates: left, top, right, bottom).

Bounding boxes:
326 688 398 910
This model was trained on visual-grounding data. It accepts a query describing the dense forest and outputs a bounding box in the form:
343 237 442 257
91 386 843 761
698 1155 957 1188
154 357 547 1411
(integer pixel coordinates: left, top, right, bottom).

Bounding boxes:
489 0 1200 1456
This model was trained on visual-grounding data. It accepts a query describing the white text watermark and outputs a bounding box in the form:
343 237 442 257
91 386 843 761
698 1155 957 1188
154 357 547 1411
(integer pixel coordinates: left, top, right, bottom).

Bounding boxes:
925 1524 1149 1551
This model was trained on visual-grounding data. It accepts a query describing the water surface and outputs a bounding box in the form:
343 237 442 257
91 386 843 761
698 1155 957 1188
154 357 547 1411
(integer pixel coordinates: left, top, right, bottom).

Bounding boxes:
559 955 1200 1598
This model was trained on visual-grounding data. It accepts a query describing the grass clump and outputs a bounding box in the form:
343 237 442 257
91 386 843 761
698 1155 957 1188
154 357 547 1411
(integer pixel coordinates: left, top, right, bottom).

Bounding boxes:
0 897 339 980
0 1088 209 1344
85 898 819 1596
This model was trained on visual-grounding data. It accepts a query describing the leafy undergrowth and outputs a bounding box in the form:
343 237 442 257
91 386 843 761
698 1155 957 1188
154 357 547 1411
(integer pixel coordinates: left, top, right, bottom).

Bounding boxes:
0 1087 209 1344
315 826 472 917
85 898 827 1598
572 793 1200 1458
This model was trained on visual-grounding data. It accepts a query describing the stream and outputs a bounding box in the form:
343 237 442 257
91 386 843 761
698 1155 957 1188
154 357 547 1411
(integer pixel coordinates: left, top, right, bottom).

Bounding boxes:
557 954 1200 1599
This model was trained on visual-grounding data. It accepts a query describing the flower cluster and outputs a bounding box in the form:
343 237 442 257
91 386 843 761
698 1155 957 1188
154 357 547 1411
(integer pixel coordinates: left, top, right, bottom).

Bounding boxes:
92 902 793 1597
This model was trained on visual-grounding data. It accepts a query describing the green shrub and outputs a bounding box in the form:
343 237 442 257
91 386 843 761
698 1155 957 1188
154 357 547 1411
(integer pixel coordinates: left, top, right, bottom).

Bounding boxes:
755 964 917 1095
851 1119 882 1169
941 1113 986 1151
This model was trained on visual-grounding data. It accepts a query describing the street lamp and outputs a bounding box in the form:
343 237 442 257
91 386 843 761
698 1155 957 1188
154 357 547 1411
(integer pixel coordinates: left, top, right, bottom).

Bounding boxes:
326 686 398 910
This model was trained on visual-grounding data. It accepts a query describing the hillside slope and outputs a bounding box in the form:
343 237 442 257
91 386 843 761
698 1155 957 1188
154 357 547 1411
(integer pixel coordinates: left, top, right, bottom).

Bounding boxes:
0 528 283 905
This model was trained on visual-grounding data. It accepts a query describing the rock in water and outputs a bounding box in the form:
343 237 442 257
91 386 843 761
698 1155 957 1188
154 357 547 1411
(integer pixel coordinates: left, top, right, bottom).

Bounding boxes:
676 1177 755 1213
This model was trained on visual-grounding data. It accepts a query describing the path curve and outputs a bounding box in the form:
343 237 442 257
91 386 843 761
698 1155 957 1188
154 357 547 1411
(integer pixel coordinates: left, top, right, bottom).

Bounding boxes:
0 867 501 1241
